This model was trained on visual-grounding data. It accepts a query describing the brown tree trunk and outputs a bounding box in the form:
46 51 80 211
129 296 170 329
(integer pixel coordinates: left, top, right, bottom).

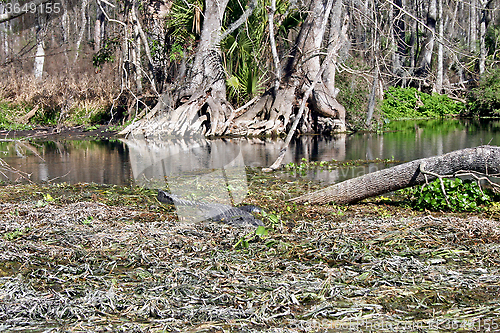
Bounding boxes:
285 0 345 124
234 0 348 138
291 145 500 205
120 0 231 137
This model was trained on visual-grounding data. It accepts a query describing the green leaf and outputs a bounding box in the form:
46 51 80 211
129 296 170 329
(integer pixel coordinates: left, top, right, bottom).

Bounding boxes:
255 226 268 236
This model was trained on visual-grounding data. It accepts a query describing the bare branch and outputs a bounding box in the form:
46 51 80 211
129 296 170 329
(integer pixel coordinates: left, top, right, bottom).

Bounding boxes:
214 0 257 46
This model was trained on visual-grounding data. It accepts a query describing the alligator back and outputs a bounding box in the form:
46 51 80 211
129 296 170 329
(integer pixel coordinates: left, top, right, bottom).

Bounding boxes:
157 190 263 227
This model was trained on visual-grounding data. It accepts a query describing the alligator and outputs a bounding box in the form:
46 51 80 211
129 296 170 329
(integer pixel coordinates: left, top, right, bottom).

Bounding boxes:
157 190 264 227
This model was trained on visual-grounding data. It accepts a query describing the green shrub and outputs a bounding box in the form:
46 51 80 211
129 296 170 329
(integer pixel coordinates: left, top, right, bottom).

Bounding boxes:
420 92 465 117
409 178 494 212
382 87 464 119
467 69 500 117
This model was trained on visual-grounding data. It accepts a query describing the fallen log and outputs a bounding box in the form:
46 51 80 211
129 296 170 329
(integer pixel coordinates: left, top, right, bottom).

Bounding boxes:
290 145 500 205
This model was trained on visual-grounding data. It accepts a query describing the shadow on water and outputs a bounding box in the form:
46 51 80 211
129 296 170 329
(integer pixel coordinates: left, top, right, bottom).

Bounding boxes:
0 119 498 187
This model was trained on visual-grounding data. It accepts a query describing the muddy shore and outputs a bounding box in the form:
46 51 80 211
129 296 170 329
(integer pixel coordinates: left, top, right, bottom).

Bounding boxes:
0 125 120 141
0 176 499 332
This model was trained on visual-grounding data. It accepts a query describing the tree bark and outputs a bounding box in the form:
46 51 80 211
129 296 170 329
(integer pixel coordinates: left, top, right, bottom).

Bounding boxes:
237 0 348 137
33 40 45 78
416 0 436 77
323 0 343 97
268 0 281 93
291 145 500 205
74 0 89 64
94 6 104 52
392 0 406 81
479 0 492 75
292 0 345 123
435 0 443 92
470 0 478 53
280 0 347 132
366 66 378 126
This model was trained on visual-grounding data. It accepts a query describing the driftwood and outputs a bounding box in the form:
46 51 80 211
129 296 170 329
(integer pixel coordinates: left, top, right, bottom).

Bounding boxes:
291 145 500 205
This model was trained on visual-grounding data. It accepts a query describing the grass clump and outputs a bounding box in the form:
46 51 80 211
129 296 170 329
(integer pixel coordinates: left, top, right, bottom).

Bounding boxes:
67 101 109 126
0 102 34 130
382 86 464 119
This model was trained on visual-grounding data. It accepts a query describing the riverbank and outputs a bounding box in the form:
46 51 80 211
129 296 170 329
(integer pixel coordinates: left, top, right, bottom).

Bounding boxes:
1 177 499 332
0 125 121 141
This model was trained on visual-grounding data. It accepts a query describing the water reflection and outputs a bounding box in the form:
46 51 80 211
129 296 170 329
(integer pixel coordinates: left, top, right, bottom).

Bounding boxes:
0 119 498 186
0 140 131 184
122 135 348 184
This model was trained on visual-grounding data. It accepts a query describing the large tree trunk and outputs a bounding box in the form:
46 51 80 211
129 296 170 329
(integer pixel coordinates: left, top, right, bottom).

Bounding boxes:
120 0 347 138
470 0 478 53
291 145 500 205
231 0 347 137
120 0 232 137
479 0 493 75
286 0 346 126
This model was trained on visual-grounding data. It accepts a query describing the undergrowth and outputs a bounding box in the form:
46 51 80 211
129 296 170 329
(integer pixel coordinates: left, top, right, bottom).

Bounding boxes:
382 87 465 120
402 178 497 212
0 66 120 127
467 68 500 117
0 102 33 130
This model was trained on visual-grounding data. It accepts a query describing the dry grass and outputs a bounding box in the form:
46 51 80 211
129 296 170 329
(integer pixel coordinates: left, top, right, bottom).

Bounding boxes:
0 181 499 332
0 65 119 125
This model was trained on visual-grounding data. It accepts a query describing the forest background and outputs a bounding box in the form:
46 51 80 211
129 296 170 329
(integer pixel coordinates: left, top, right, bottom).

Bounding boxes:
0 0 499 136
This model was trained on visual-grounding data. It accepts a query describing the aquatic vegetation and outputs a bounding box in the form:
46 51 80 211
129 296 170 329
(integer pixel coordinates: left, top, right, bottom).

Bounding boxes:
284 157 399 175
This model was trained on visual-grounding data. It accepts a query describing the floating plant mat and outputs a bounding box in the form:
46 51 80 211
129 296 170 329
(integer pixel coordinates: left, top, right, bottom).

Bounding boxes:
0 178 500 332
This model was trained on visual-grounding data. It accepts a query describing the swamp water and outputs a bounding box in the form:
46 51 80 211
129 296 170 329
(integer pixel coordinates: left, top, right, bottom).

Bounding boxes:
1 119 499 190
